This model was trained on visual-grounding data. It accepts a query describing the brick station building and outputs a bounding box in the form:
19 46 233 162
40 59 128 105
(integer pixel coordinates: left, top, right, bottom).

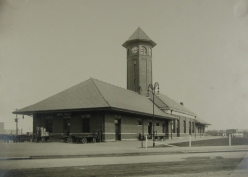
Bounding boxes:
13 28 210 142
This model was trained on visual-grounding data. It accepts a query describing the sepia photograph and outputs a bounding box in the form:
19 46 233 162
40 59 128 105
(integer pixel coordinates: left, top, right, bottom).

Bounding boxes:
0 0 248 176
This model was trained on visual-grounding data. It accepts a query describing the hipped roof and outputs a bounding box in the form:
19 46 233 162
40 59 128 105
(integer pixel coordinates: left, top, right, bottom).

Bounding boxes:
153 94 211 125
195 117 211 125
155 94 197 116
122 27 157 48
13 78 176 119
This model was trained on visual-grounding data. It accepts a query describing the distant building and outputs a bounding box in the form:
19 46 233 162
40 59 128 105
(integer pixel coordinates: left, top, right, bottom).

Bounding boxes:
226 129 246 137
0 122 4 134
206 130 219 136
218 130 227 136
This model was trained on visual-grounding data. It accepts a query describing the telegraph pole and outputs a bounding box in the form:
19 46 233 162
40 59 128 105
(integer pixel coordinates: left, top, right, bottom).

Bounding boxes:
15 108 18 136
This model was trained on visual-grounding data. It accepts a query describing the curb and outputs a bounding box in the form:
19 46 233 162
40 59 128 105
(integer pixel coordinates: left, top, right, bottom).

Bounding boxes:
1 149 247 160
0 157 31 161
184 149 248 153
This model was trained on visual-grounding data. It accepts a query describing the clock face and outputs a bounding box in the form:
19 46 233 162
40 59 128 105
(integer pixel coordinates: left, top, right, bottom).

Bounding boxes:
131 46 138 53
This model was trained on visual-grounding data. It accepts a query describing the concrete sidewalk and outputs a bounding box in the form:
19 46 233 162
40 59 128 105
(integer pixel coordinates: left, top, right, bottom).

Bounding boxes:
1 136 248 160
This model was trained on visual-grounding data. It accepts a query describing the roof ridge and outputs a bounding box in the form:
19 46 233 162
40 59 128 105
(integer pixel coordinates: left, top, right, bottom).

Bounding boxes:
90 78 111 107
91 78 138 94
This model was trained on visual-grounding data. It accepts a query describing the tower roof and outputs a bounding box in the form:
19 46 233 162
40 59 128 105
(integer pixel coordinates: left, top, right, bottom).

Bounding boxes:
122 27 157 48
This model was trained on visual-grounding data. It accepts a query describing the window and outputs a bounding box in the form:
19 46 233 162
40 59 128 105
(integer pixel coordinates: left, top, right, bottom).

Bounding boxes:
156 122 160 126
134 63 136 71
192 122 194 133
137 119 142 126
82 118 90 133
163 122 168 133
140 46 147 55
184 121 186 133
189 121 191 135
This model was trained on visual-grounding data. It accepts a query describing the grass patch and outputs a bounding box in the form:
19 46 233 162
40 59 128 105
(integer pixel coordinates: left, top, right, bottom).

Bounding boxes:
0 158 243 177
170 137 248 147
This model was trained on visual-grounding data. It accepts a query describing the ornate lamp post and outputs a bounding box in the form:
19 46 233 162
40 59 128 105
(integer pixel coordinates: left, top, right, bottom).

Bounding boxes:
147 82 160 147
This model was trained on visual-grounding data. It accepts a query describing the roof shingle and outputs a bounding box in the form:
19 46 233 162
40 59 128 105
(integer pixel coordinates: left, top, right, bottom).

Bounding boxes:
155 94 197 116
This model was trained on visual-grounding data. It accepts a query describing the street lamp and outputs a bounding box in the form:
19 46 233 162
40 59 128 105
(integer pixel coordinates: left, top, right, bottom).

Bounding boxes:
147 82 160 147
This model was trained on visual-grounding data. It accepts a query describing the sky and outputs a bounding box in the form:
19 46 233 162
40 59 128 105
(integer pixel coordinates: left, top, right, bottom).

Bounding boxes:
0 0 248 133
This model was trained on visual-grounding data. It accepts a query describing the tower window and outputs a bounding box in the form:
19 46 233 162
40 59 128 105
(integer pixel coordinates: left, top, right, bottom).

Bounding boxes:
134 63 136 71
140 46 147 55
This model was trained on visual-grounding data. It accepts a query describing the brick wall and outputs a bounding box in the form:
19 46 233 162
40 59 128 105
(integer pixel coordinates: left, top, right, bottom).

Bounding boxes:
52 116 63 133
103 112 172 141
32 111 201 142
70 113 81 133
126 43 153 93
104 113 115 141
177 116 197 137
121 114 141 140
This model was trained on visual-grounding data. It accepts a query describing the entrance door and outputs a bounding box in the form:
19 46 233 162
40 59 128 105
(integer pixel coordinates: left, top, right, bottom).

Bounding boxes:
148 122 152 135
177 120 180 137
115 119 121 141
63 119 70 136
163 122 168 138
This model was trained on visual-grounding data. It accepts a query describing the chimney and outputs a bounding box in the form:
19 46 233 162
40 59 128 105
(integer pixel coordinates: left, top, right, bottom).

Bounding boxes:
180 102 184 106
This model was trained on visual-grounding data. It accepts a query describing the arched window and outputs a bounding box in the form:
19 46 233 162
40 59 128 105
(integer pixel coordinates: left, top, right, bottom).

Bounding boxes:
140 46 147 55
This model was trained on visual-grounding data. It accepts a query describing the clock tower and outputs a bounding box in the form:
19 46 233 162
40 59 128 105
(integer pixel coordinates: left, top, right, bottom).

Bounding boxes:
122 27 156 94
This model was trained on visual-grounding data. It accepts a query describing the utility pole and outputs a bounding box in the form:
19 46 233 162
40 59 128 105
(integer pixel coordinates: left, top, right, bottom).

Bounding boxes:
14 108 18 136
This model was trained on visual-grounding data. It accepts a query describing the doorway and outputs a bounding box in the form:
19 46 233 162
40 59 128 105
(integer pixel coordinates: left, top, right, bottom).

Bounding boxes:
148 122 152 135
45 119 53 133
115 119 121 141
163 122 168 138
63 119 70 136
177 120 180 137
